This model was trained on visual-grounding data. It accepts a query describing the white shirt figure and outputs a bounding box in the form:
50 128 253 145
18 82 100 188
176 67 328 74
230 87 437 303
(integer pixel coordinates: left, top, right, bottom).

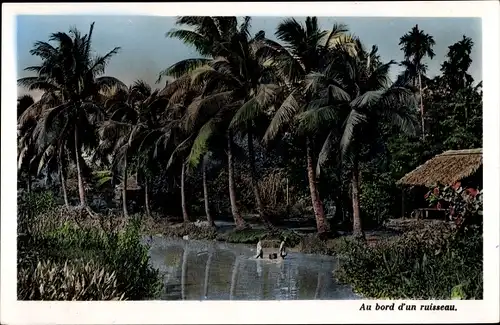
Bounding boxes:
255 240 263 259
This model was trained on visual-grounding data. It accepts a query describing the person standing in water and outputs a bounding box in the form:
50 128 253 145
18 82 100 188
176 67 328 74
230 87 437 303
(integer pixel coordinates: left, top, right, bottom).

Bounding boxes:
279 237 288 259
255 239 264 259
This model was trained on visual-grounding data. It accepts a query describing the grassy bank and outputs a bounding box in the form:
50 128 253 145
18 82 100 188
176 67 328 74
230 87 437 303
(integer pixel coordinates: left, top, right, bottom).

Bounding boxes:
161 220 305 248
18 192 163 300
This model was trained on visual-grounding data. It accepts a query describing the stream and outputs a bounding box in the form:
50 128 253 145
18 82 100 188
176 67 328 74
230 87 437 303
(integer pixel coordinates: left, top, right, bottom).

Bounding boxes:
146 236 360 300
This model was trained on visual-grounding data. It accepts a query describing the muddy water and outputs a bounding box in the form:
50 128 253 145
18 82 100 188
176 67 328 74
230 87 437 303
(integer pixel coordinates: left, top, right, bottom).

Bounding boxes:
146 236 360 300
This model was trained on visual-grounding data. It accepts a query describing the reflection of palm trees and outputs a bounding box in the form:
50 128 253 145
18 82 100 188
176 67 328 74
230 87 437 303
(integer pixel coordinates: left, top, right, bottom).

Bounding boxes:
229 255 240 300
203 249 213 299
181 245 188 300
314 271 322 299
256 260 262 277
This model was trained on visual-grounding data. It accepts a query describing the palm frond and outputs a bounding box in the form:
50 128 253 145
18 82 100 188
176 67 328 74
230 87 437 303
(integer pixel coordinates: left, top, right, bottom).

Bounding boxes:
185 91 233 131
316 130 338 177
297 105 337 134
166 29 212 56
158 58 210 81
166 135 193 169
187 119 218 168
263 91 301 144
350 90 383 109
88 47 121 77
239 16 252 37
95 76 126 92
340 109 367 157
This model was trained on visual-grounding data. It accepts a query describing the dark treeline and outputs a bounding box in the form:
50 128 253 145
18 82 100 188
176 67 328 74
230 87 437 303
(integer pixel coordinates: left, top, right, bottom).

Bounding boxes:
17 17 482 240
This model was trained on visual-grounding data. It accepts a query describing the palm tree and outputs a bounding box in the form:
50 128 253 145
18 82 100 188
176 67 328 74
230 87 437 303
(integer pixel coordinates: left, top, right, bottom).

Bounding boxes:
18 93 69 202
316 43 417 239
440 36 474 91
399 24 435 137
18 22 125 207
175 22 283 228
261 17 356 236
99 81 170 217
161 16 257 229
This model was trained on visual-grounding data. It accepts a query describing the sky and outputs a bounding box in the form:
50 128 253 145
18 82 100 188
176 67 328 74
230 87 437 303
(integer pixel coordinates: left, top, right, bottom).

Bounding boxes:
16 15 482 99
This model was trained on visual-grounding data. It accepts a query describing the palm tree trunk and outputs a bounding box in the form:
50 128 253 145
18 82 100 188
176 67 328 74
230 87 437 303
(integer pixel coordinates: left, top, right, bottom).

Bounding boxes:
418 72 425 138
306 137 330 235
202 159 215 227
247 127 273 228
122 154 129 217
227 130 246 229
58 149 69 208
181 162 189 222
144 178 151 217
351 157 364 239
74 126 86 206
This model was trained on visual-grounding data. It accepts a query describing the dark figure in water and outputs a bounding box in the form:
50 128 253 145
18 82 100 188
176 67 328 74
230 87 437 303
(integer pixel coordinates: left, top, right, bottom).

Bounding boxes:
279 239 288 259
269 240 288 260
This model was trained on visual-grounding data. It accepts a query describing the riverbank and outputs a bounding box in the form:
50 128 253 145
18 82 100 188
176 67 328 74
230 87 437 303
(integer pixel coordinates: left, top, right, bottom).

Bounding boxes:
17 192 482 301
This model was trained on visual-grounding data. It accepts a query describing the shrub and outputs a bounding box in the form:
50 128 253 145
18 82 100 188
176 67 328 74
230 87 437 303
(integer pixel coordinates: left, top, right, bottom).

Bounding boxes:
297 234 334 255
297 235 356 255
18 259 126 300
103 217 163 299
334 225 482 299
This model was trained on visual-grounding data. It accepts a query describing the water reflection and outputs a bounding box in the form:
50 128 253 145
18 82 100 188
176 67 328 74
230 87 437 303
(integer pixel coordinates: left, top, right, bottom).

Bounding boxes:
147 237 360 300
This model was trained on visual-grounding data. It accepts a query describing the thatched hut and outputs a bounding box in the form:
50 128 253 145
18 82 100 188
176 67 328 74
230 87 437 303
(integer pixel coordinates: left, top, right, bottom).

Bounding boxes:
115 175 144 210
397 148 483 218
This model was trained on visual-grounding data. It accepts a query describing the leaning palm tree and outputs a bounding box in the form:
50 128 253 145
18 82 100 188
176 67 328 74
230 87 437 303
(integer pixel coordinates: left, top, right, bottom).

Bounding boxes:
314 43 418 239
18 92 67 198
261 17 357 236
18 22 125 207
160 16 256 229
399 24 435 137
178 23 283 228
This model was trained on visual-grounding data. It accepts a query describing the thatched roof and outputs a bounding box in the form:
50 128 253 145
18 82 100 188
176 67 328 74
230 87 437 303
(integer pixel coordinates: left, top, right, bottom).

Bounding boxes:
397 148 482 187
